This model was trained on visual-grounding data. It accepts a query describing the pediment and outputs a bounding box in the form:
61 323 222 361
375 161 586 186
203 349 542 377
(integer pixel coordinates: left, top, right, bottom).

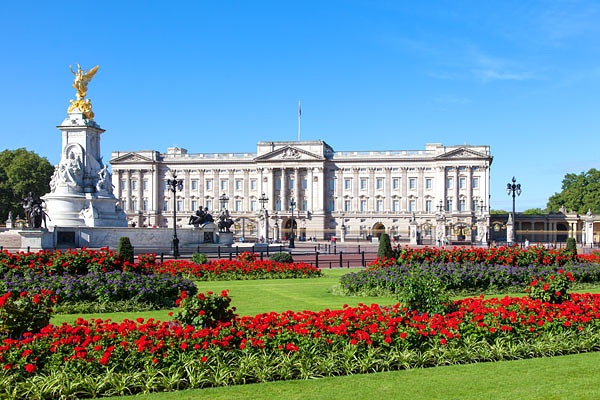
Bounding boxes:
254 145 325 161
435 148 489 160
110 152 154 163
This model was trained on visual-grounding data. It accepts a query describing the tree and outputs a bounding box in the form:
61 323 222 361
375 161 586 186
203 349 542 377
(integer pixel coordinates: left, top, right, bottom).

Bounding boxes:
546 169 600 214
490 209 508 214
0 148 54 222
523 208 546 215
377 233 393 259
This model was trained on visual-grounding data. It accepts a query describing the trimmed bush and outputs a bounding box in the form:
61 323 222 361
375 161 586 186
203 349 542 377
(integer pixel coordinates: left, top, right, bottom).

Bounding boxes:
396 272 453 315
566 237 577 253
377 233 393 259
117 237 134 264
0 290 56 338
174 290 236 329
192 253 208 265
270 252 293 263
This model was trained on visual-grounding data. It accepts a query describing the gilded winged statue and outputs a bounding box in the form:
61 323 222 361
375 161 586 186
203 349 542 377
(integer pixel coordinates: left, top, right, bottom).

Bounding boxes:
68 64 99 119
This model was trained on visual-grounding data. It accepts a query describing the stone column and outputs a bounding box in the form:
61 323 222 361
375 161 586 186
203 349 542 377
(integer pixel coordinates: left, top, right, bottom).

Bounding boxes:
243 169 250 211
385 167 392 211
453 167 459 212
336 168 343 212
281 168 288 211
316 167 325 212
228 169 235 209
213 170 220 208
183 169 191 211
417 167 424 212
368 168 375 211
138 170 144 222
152 166 160 225
437 166 445 214
294 167 300 210
198 169 205 208
126 170 132 212
467 166 473 212
401 167 408 211
308 167 314 212
267 168 274 211
115 170 122 206
352 167 359 212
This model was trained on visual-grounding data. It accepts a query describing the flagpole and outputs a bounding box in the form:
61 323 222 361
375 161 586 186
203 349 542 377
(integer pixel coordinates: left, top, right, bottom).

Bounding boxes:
298 101 301 141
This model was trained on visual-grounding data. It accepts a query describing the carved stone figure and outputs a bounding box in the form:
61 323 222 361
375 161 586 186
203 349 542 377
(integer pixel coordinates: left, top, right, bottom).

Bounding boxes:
217 209 234 232
96 164 113 194
188 207 214 226
21 192 48 228
56 152 83 188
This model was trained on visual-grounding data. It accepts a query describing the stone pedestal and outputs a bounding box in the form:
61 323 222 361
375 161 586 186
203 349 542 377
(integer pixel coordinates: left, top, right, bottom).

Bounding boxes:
218 231 234 245
18 229 54 252
43 108 127 228
409 221 418 245
257 210 269 242
506 213 514 244
340 226 346 242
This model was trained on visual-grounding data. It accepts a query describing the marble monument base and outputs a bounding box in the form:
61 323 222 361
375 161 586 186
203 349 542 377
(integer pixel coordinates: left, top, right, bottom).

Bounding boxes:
43 191 127 228
18 229 54 252
217 232 234 245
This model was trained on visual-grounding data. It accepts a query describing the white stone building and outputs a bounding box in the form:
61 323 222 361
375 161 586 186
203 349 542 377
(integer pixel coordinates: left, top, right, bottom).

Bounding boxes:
110 141 493 243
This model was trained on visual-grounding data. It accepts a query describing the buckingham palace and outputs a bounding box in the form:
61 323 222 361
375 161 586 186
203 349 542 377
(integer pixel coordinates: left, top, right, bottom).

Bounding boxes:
110 141 493 243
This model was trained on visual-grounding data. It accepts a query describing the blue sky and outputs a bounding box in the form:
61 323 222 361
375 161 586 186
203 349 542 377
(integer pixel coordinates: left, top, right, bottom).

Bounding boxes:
1 1 599 211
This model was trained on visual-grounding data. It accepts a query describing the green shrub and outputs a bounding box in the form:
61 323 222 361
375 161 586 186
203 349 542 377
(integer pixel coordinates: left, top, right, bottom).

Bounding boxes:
192 253 208 265
117 237 134 264
396 272 453 315
566 237 577 253
377 233 393 259
0 290 56 338
527 269 574 304
174 290 236 329
270 252 293 263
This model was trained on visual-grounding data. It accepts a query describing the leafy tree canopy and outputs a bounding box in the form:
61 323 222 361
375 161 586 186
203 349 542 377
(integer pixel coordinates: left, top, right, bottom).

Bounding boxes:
490 209 508 214
546 168 600 215
523 208 546 215
0 148 54 222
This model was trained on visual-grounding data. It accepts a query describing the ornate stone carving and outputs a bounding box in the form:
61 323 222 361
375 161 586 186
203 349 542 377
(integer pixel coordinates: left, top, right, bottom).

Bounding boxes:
281 147 300 159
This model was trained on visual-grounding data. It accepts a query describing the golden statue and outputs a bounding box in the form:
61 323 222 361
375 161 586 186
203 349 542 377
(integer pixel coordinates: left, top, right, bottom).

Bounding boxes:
67 64 99 119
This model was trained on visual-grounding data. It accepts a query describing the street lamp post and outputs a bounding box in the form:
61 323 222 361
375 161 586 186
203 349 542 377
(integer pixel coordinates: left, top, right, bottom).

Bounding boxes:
289 198 296 248
258 192 269 210
219 192 229 211
506 177 522 243
166 172 183 259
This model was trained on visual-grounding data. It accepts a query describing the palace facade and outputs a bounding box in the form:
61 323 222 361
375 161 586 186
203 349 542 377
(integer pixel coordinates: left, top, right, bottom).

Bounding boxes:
110 141 493 242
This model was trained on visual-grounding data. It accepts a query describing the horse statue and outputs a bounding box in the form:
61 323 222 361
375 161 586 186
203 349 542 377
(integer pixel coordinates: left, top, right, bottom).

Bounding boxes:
217 210 234 233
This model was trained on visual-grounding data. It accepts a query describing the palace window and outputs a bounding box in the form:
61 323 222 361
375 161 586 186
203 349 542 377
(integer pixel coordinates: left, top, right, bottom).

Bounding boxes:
206 200 212 210
376 178 383 190
446 199 453 212
143 199 148 211
250 200 256 211
220 179 227 191
163 201 168 211
409 178 416 190
392 200 399 212
459 199 466 211
289 178 295 190
131 199 137 211
360 179 367 190
409 199 416 212
122 181 126 190
446 178 453 189
143 179 148 190
206 179 213 190
250 179 257 190
302 199 307 210
235 179 242 191
425 199 432 212
329 179 335 191
328 200 335 212
393 178 399 190
192 200 197 211
473 199 479 211
275 178 281 190
276 200 281 211
235 200 242 211
425 178 432 189
472 177 479 189
302 178 307 190
177 200 182 212
344 179 351 190
132 180 137 191
459 177 466 189
360 200 367 212
344 200 351 211
376 200 383 212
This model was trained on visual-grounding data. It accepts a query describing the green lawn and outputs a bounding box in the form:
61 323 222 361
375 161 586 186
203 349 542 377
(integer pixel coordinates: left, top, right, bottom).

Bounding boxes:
107 351 600 400
48 269 600 400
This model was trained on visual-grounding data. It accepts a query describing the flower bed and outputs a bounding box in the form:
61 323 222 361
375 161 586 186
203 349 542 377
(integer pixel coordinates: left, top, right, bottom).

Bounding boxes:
0 248 152 276
0 270 196 312
392 245 600 267
154 254 322 280
2 292 600 398
340 257 600 296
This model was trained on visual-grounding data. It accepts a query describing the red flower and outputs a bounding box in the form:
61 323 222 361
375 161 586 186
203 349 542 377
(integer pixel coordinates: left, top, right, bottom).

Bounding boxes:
25 364 36 373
